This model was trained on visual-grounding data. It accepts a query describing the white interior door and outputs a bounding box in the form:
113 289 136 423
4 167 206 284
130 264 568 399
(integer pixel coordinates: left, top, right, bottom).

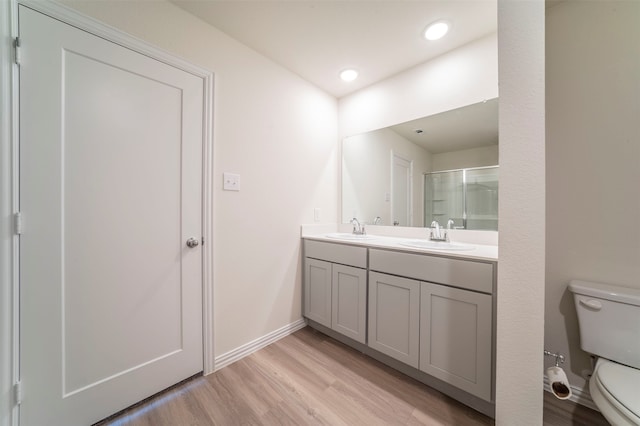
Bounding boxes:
391 153 413 226
18 6 204 425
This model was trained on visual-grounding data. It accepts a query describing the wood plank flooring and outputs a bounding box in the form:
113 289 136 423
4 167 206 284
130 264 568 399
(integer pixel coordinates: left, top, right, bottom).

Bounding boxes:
98 327 609 426
542 391 609 426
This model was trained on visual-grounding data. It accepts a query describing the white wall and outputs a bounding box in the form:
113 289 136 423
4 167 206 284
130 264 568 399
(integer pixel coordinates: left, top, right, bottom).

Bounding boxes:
496 1 545 423
431 145 498 171
58 0 338 358
342 128 431 226
546 0 640 392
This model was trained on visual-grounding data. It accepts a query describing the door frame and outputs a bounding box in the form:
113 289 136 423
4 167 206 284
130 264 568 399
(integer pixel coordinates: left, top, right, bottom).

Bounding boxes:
1 1 215 424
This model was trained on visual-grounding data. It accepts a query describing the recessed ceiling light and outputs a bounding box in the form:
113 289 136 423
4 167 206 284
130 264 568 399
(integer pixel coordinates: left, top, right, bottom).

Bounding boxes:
340 69 358 82
424 20 450 41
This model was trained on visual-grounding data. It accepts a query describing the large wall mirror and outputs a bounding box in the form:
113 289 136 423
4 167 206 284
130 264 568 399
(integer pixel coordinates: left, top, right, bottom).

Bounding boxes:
342 97 499 231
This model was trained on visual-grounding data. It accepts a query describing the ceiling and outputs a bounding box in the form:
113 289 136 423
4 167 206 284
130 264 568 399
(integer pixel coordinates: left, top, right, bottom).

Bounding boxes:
171 0 498 98
390 97 498 154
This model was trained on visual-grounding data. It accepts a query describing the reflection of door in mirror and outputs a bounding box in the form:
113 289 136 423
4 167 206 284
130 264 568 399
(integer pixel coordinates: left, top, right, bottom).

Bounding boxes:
391 153 413 226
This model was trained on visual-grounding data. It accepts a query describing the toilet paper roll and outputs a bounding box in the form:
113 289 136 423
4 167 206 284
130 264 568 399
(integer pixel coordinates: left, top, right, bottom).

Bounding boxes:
547 366 572 400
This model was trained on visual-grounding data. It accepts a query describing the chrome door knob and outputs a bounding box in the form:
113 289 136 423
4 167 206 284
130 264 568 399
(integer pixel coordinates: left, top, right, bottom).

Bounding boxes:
186 237 200 248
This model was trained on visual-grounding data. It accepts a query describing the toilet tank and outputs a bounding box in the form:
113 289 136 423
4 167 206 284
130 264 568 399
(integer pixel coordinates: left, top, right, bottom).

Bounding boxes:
569 280 640 369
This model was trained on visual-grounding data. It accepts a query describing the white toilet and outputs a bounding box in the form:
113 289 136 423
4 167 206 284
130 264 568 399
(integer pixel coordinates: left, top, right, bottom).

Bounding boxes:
569 279 640 425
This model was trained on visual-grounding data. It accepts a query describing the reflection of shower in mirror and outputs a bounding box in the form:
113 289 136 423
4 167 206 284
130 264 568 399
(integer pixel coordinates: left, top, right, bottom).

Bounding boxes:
424 166 498 231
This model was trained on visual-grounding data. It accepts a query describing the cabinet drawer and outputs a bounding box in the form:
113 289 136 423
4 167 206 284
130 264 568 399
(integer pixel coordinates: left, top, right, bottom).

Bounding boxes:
304 240 367 268
369 249 494 294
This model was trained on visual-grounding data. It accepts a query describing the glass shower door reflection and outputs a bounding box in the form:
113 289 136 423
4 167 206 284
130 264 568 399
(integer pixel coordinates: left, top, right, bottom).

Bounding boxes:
465 167 499 230
424 166 498 231
424 170 464 228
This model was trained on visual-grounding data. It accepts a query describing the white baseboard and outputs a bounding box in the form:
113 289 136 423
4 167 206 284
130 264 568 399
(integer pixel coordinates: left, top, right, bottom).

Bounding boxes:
543 375 598 411
213 318 307 372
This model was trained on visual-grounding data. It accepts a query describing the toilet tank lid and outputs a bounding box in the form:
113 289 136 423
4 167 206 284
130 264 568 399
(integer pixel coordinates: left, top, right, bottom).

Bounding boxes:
569 280 640 306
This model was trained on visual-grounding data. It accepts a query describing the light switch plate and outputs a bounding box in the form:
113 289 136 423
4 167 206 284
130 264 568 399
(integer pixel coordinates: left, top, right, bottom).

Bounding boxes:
223 172 240 191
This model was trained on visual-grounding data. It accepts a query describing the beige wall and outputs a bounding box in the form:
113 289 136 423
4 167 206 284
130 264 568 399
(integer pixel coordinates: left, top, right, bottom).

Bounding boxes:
60 0 339 357
545 0 640 391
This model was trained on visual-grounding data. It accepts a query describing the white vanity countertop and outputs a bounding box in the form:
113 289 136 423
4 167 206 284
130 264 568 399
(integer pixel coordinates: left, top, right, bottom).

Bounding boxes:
302 233 498 262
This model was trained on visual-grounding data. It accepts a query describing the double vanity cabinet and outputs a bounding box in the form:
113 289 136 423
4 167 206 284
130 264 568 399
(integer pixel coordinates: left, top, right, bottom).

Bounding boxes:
303 236 497 416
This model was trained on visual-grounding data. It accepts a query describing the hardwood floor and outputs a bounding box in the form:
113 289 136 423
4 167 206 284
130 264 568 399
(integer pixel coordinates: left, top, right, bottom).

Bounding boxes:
98 327 609 426
542 391 609 426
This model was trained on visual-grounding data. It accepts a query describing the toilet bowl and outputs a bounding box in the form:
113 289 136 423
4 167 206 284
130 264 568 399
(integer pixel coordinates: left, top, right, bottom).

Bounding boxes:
568 280 640 425
589 358 640 425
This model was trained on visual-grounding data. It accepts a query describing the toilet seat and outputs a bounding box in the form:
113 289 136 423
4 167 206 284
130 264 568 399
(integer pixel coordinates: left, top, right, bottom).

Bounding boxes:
591 358 640 425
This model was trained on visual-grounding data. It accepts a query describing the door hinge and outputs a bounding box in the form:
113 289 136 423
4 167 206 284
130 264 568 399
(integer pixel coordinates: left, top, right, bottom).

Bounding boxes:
14 37 21 66
13 381 22 406
14 212 22 235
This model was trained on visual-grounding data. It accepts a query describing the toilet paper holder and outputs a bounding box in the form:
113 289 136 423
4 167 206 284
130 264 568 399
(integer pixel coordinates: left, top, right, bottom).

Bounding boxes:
544 350 565 367
544 350 572 400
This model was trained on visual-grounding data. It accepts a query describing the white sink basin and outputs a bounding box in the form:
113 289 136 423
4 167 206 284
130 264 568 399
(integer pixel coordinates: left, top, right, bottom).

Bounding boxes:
398 240 475 251
325 233 377 240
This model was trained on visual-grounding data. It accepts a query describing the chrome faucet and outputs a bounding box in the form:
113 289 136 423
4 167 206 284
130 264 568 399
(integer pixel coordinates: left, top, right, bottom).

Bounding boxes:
430 220 441 239
447 219 455 230
373 216 382 225
351 217 366 235
429 220 449 242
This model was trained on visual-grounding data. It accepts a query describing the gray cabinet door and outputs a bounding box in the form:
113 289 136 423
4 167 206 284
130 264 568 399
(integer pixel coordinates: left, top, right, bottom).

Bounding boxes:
419 282 492 401
304 258 332 328
332 264 367 344
368 272 420 368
